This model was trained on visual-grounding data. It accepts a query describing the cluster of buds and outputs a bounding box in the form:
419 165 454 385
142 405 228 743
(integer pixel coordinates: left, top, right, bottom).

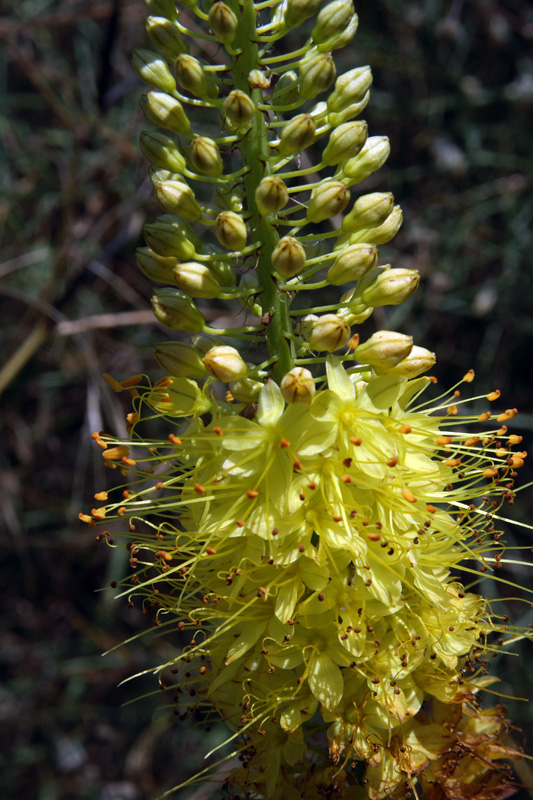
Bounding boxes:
82 0 531 798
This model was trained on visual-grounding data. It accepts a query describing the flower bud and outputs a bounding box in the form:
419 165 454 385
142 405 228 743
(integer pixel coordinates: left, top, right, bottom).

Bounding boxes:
322 121 368 165
144 217 199 260
208 2 238 44
337 291 373 325
155 342 208 379
248 69 271 90
132 49 176 93
280 367 316 403
338 136 390 184
223 90 256 128
272 236 306 278
203 345 248 382
312 0 358 49
341 192 394 233
140 92 191 135
255 177 289 215
346 204 403 246
139 131 186 173
327 243 378 284
355 331 413 369
146 16 188 59
327 66 373 113
238 272 262 316
154 180 203 221
300 54 336 100
173 262 221 298
305 313 351 352
279 114 316 157
148 377 211 418
284 0 322 28
191 333 223 355
306 180 350 224
151 288 206 331
190 136 223 176
136 247 176 283
328 90 370 127
228 376 263 403
383 345 436 377
357 267 420 307
215 211 248 251
176 55 216 99
145 0 178 19
273 71 300 104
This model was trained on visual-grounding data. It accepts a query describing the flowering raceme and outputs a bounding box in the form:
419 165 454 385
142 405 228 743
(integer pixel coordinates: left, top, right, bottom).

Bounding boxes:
81 0 530 797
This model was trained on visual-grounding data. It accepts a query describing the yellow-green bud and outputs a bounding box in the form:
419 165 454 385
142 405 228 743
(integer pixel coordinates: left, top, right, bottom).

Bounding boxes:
155 342 208 379
215 211 248 251
355 331 413 368
151 288 206 331
337 290 374 325
300 54 336 100
345 204 403 246
255 177 289 215
284 0 322 28
190 333 223 355
272 236 306 278
357 266 420 307
139 131 186 173
228 376 263 403
383 345 436 377
176 55 216 98
327 243 378 284
136 247 176 283
132 49 176 93
144 217 199 260
146 16 188 59
203 252 237 287
140 92 191 135
273 70 299 104
279 114 316 157
154 180 203 222
280 367 316 403
339 136 390 183
306 180 350 223
327 66 373 113
208 2 238 44
203 345 248 382
173 261 221 298
190 136 223 176
248 69 271 90
312 0 357 50
238 272 262 316
305 313 351 352
322 121 368 166
145 0 178 19
342 192 394 233
223 90 256 128
328 91 370 127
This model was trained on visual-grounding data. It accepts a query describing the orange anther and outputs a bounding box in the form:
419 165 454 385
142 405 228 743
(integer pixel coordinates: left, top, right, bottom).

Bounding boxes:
129 388 140 399
387 457 398 468
464 437 479 447
120 374 143 387
168 434 182 445
226 390 234 402
122 457 136 466
94 491 108 501
126 412 139 425
341 475 352 483
478 411 491 422
454 390 460 397
483 468 498 478
463 369 475 383
402 489 417 503
307 481 317 490
123 490 131 499
102 373 123 393
508 435 523 445
117 506 126 516
447 404 458 415
497 425 507 435
426 504 436 513
347 333 360 349
350 436 362 445
95 438 108 450
213 426 223 436
280 437 290 448
343 457 352 467
156 550 173 561
508 456 524 469
293 459 302 470
399 425 412 434
247 490 259 499
487 390 501 401
436 436 452 446
367 533 381 542
103 446 129 461
429 375 438 383
332 515 343 522
194 483 206 495
206 546 216 555
445 458 461 467
236 519 245 527
78 513 93 524
92 507 106 519
154 376 173 388
155 482 164 490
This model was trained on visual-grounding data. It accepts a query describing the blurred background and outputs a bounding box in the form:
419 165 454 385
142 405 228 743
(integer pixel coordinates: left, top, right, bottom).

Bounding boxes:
1 0 533 797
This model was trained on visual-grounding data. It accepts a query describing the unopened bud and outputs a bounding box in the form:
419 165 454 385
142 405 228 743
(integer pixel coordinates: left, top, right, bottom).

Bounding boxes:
228 376 263 403
140 92 191 135
328 90 370 127
208 2 238 44
312 0 357 50
139 131 186 173
136 247 176 283
384 346 436 377
300 54 336 100
357 267 420 307
176 55 216 99
173 262 221 298
284 0 322 28
152 288 206 331
273 70 299 104
154 180 203 221
347 205 403 246
327 243 378 284
306 180 350 224
190 136 223 176
248 69 271 89
272 236 306 278
145 0 178 19
255 177 289 215
322 121 368 166
214 211 247 251
305 313 351 352
223 90 256 127
279 114 316 157
280 368 316 403
355 331 413 368
327 66 373 113
203 346 248 382
191 333 223 355
132 49 176 93
146 16 188 59
144 217 198 260
342 192 394 233
155 342 208 379
337 291 374 325
339 136 390 184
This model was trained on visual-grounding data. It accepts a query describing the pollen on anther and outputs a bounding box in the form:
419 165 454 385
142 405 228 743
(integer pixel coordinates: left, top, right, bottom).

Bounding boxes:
194 483 206 494
463 369 475 383
293 459 302 470
280 438 290 448
236 519 245 527
307 481 317 490
350 436 362 445
487 390 501 401
94 491 108 501
402 489 417 503
213 426 223 436
426 504 436 513
478 411 491 422
169 434 182 445
247 490 259 499
399 425 412 434
387 457 398 468
206 546 216 555
341 475 352 483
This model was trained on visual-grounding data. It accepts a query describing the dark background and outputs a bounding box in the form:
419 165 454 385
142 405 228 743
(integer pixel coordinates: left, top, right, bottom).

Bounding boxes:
1 0 533 798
